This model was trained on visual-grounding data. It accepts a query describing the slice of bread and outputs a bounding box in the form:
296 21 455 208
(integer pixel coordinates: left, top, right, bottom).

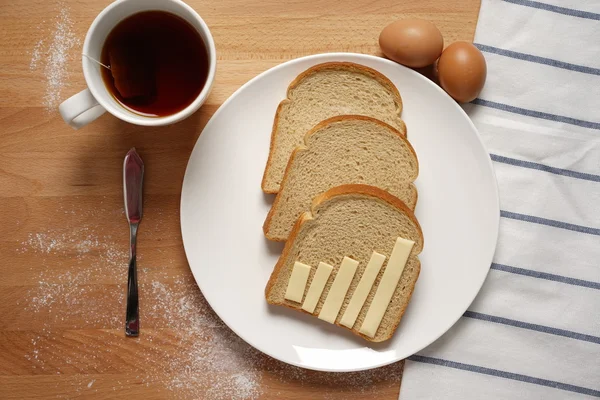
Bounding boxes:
265 184 424 342
263 115 419 242
261 62 406 194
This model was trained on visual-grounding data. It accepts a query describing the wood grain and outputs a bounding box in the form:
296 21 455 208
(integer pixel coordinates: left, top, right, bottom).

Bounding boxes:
0 0 479 398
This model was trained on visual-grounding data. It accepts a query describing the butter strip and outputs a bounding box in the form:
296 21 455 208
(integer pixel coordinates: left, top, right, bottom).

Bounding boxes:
340 251 386 328
359 238 415 338
301 262 334 313
284 261 311 303
318 257 359 324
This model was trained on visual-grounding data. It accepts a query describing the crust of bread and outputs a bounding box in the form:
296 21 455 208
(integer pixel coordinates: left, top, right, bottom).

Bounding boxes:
264 184 423 342
312 184 423 250
263 115 418 241
261 62 406 194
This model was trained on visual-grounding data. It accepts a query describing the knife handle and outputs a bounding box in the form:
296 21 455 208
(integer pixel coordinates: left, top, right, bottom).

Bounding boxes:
125 223 139 337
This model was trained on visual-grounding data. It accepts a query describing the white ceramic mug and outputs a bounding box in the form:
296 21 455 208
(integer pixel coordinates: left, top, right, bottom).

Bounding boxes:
59 0 216 129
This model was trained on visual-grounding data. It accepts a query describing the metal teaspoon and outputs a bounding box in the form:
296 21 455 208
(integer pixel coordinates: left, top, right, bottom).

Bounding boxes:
123 147 144 336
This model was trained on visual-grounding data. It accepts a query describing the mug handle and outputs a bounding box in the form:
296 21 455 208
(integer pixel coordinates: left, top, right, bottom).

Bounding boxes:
59 88 106 129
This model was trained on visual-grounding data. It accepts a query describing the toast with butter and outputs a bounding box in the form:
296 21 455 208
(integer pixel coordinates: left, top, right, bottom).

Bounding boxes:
265 184 423 342
263 115 418 242
261 62 406 194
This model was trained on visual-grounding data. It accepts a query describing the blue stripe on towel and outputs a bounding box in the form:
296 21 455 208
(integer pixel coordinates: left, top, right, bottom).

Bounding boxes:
408 355 600 397
502 0 600 20
500 210 600 236
463 311 600 344
491 263 600 290
474 44 600 76
490 154 600 183
472 99 600 130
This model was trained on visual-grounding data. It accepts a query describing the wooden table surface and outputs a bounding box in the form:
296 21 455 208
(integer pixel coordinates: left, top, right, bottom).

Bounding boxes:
0 1 479 398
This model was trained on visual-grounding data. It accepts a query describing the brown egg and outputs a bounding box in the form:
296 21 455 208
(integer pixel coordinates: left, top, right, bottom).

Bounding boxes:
379 19 443 68
437 42 487 103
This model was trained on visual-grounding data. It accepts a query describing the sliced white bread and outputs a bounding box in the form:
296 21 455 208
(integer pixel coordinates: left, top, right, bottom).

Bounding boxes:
265 184 424 342
263 115 418 242
261 62 406 194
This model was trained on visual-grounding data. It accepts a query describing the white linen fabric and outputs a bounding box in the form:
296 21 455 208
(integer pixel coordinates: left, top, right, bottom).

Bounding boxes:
400 1 600 398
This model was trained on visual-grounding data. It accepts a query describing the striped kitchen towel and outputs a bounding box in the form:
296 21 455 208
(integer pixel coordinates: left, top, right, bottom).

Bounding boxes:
399 0 600 399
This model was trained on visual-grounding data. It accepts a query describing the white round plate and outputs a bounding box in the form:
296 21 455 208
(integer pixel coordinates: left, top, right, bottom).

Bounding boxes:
181 53 499 372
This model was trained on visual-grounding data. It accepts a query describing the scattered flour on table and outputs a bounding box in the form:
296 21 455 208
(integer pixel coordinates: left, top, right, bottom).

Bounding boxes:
21 205 402 399
30 39 44 70
23 227 127 324
29 2 80 110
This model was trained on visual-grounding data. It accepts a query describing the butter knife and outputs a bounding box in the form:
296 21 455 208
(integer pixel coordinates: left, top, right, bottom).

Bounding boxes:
123 147 144 337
